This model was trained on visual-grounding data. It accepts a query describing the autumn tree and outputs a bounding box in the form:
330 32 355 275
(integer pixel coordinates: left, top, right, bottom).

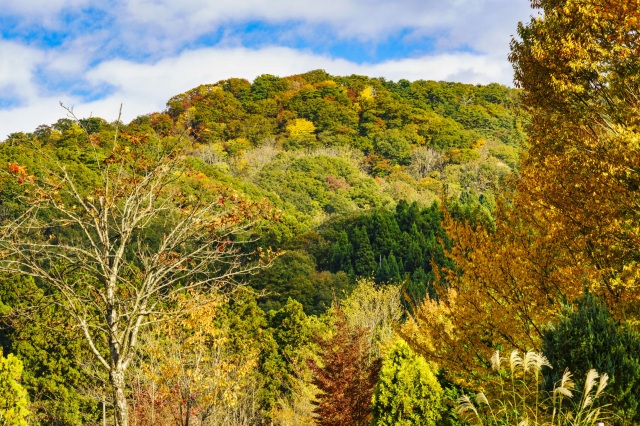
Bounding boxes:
0 123 268 426
131 291 261 426
308 307 381 426
403 0 640 381
508 0 640 314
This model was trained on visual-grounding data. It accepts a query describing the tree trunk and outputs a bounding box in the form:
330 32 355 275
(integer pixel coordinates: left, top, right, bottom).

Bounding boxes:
111 368 129 426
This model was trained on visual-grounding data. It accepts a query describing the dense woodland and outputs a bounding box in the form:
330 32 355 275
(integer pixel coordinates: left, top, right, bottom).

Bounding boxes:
2 0 640 425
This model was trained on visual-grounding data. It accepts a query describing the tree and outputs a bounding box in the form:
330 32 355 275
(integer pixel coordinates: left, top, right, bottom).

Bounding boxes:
508 0 640 314
0 353 30 426
131 291 261 426
262 298 318 421
340 279 403 355
542 293 640 424
0 274 99 425
372 340 443 426
402 0 640 381
0 126 268 426
285 118 316 147
352 226 376 277
308 307 381 426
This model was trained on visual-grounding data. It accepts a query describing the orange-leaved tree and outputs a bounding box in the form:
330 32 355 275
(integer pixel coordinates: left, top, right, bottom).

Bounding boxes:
130 291 260 426
402 0 640 381
308 306 381 426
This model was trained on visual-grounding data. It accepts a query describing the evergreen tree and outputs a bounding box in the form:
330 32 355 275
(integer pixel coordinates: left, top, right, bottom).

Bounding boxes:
387 253 401 283
352 226 376 277
265 298 315 405
372 340 443 426
542 293 640 424
329 231 354 273
408 267 429 301
0 274 98 425
375 256 391 284
308 307 381 426
371 212 400 256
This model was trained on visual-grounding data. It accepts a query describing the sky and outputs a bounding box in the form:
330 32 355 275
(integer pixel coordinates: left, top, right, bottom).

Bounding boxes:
0 0 535 138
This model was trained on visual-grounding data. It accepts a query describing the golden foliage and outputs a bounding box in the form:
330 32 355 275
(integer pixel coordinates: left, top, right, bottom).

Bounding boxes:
286 118 316 139
403 0 640 381
131 292 259 425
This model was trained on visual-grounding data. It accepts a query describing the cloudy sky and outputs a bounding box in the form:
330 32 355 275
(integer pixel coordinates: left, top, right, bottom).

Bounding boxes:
0 0 534 138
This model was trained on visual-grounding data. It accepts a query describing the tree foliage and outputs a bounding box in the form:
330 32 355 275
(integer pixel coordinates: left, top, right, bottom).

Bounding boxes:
402 0 640 382
131 291 263 426
542 293 640 424
0 126 269 426
308 307 381 426
0 68 530 423
371 339 443 426
0 275 99 425
0 353 30 426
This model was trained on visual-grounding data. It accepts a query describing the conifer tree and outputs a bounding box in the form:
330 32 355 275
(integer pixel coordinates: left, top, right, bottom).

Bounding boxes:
543 294 640 424
372 340 443 426
352 226 376 277
308 307 381 426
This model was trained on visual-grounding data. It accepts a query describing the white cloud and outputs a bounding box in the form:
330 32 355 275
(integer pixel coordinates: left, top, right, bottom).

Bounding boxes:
0 45 515 138
0 41 45 102
3 0 532 58
114 0 532 55
119 0 492 36
0 0 88 14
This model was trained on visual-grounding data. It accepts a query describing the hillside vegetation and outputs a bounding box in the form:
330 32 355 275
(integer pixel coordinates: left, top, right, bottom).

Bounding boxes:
0 70 526 425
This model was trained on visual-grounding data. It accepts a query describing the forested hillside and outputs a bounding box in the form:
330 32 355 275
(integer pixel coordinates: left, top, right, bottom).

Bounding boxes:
0 70 525 425
4 1 640 425
4 70 524 310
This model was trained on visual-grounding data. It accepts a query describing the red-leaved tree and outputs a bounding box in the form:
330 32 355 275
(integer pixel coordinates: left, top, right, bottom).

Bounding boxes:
308 307 381 426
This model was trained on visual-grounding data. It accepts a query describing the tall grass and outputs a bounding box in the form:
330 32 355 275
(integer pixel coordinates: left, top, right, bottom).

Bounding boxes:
456 350 610 426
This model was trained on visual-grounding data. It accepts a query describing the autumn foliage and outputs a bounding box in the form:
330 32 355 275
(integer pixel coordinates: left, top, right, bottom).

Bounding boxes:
403 0 640 381
308 307 381 426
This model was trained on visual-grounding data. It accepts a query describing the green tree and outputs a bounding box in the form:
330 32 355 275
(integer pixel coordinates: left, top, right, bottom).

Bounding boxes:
0 274 99 425
372 340 443 426
352 226 376 277
0 353 29 426
373 129 412 165
261 298 316 414
329 231 354 274
0 129 265 426
542 293 640 424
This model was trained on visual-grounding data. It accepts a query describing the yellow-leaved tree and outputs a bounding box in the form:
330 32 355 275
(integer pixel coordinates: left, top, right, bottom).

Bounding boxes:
285 118 316 147
402 0 640 380
130 291 260 426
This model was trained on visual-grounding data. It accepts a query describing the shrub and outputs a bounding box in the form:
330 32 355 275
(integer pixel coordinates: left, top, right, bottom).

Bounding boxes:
0 353 29 426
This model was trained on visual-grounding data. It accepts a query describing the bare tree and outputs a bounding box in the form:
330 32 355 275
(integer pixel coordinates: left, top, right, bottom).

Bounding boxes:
407 146 444 180
0 123 268 426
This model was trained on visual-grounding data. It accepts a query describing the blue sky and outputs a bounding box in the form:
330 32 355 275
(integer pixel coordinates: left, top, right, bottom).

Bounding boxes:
0 0 534 137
